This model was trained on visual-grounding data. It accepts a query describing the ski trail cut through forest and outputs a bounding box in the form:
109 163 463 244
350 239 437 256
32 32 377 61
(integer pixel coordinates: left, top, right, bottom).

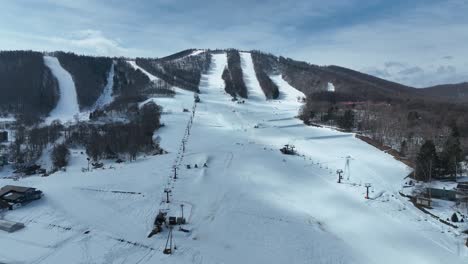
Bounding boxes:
44 55 80 123
93 62 115 109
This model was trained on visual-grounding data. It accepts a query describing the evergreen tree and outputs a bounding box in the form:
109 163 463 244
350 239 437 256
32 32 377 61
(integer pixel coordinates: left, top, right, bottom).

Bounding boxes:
415 140 438 181
338 110 355 131
440 124 462 177
451 212 459 222
400 140 408 157
51 143 70 169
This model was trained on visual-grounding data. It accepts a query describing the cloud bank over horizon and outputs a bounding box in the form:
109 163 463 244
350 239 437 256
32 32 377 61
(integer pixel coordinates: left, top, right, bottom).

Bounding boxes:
0 0 467 87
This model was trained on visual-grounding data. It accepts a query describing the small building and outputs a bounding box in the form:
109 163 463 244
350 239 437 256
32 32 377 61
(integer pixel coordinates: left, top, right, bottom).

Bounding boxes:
0 185 43 205
415 196 432 207
427 188 457 201
0 219 25 233
456 182 468 192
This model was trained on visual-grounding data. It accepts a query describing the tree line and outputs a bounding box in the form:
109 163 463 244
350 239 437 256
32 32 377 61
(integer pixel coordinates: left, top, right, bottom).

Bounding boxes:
135 51 211 92
251 52 279 99
54 52 113 109
222 49 248 98
68 101 163 161
0 51 58 124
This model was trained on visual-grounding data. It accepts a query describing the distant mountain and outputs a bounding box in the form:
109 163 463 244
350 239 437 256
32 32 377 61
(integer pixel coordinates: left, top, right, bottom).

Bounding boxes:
421 82 468 103
0 48 466 123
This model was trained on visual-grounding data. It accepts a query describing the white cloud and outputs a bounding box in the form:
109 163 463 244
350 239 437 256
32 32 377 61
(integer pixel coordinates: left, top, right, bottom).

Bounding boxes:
0 0 467 87
285 0 468 87
48 30 135 56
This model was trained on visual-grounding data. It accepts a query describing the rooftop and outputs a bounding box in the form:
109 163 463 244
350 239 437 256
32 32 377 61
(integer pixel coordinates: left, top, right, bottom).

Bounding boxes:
0 185 35 197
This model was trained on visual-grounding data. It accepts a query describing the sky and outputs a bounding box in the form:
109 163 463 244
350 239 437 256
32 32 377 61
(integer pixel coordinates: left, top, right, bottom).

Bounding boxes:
0 0 467 87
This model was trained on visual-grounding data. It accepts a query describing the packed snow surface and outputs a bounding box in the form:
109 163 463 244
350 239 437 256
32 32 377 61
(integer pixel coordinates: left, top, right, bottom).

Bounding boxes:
240 52 266 101
93 62 115 109
0 53 466 263
44 56 80 123
188 49 205 57
270 74 305 102
127 60 159 82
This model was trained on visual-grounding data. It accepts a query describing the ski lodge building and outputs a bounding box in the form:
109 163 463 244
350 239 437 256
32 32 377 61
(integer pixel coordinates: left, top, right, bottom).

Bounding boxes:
0 185 43 208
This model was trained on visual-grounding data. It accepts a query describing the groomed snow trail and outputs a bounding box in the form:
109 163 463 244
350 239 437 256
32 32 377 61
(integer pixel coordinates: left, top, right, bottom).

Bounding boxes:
270 74 305 102
44 56 80 123
93 62 115 109
1 52 466 264
240 52 266 101
199 53 227 96
127 60 159 82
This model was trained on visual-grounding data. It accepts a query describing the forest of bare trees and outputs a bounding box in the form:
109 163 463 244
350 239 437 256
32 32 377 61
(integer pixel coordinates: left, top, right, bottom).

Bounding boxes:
135 51 211 92
299 91 468 181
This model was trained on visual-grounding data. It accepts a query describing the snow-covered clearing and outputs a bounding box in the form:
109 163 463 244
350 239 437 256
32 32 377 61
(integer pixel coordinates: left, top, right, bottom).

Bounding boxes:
43 56 80 124
327 82 336 92
127 60 159 82
93 62 115 109
270 74 305 102
188 49 205 57
0 52 466 263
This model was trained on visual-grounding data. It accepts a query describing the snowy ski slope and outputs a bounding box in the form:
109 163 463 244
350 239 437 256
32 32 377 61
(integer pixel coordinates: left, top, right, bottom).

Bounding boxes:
93 62 115 109
128 60 159 82
0 52 466 263
240 52 266 101
44 56 80 123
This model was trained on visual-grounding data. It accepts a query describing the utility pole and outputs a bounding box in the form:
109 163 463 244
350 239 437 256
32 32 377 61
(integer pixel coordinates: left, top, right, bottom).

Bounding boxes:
180 204 184 219
336 169 343 183
174 167 177 180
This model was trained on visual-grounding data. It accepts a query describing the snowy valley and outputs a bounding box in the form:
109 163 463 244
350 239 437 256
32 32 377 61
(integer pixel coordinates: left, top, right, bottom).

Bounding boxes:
0 50 467 264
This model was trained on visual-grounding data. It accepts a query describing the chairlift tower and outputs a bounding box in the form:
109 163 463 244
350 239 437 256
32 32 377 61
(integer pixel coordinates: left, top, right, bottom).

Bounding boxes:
164 188 172 203
365 183 372 199
336 169 344 183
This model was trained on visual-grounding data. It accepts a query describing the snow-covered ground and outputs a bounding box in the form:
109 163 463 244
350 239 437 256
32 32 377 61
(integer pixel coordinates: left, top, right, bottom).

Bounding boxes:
127 60 159 82
93 62 115 109
187 49 205 57
0 52 466 263
239 52 266 101
44 56 80 124
327 82 335 92
270 74 305 102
